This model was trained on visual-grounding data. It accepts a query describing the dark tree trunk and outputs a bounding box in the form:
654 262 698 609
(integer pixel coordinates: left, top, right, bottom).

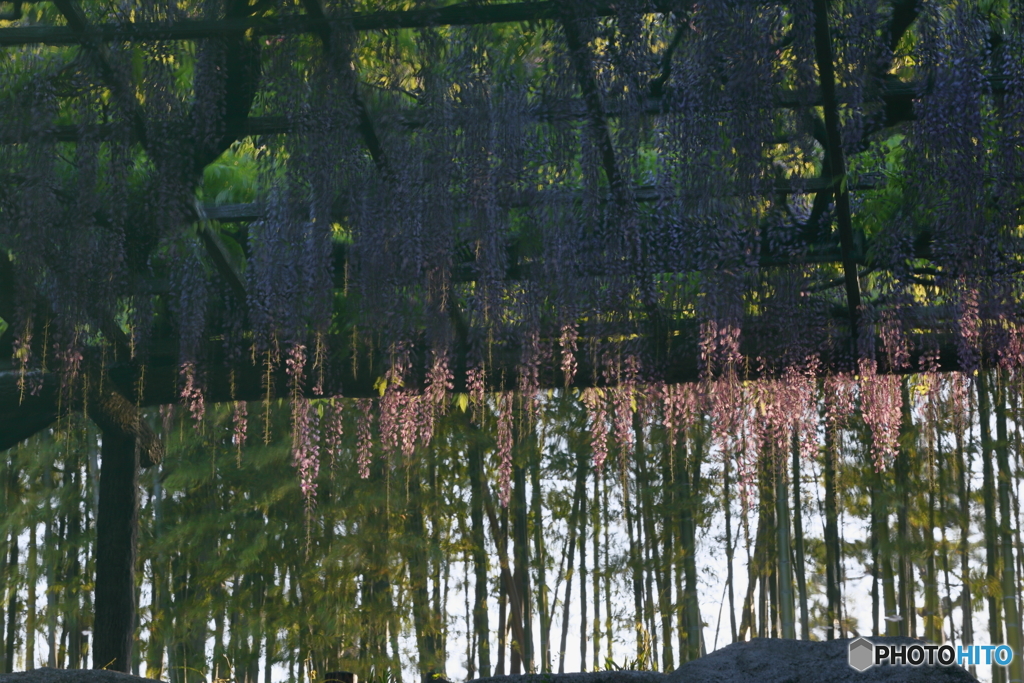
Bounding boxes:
557 446 587 674
792 435 809 640
146 465 166 679
67 457 82 668
467 423 491 678
592 472 602 671
896 380 916 638
578 475 588 671
4 455 18 674
738 506 766 641
977 372 1003 672
496 503 507 677
660 441 676 669
512 450 531 673
26 522 37 670
624 462 642 659
634 414 659 664
5 523 17 673
529 446 550 672
870 451 898 637
775 445 795 640
823 424 842 639
683 432 703 659
994 372 1023 683
955 423 975 677
407 460 442 683
93 427 140 672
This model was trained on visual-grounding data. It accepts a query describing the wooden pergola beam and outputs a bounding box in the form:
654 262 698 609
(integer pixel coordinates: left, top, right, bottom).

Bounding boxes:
0 1 684 47
3 80 931 146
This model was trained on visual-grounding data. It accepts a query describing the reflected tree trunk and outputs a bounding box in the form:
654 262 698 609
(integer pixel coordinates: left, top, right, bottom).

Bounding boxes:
93 427 139 672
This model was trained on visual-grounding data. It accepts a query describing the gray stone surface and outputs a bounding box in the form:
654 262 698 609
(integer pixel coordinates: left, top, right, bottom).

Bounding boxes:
470 638 979 683
664 638 978 683
470 672 665 683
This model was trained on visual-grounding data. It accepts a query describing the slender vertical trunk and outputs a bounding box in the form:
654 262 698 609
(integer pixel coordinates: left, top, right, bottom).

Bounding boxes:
578 479 588 671
93 426 140 672
512 448 532 673
465 544 476 681
957 417 975 676
978 372 1004 666
429 458 448 677
591 472 601 670
603 473 612 664
496 504 507 677
724 451 737 644
634 414 659 666
896 380 916 638
5 457 19 673
407 457 442 683
45 463 57 668
937 446 955 645
764 451 778 638
681 430 703 660
264 629 275 683
1013 391 1024 637
823 423 842 640
557 446 587 674
870 453 899 636
870 472 879 638
995 372 1023 683
675 437 687 655
924 429 941 644
0 464 7 675
360 460 394 678
146 465 165 679
775 445 795 640
67 458 82 669
738 510 765 641
4 530 17 674
530 445 549 673
660 441 675 670
624 466 644 661
483 481 526 679
467 420 491 678
792 435 809 640
27 522 37 669
754 443 776 639
212 586 225 682
1013 390 1024 648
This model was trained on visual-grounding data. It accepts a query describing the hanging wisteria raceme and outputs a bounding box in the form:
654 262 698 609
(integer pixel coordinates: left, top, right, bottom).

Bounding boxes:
608 354 639 461
559 325 579 387
495 391 515 507
291 396 320 505
323 397 344 471
858 358 903 471
356 398 374 480
231 401 248 451
581 387 610 474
